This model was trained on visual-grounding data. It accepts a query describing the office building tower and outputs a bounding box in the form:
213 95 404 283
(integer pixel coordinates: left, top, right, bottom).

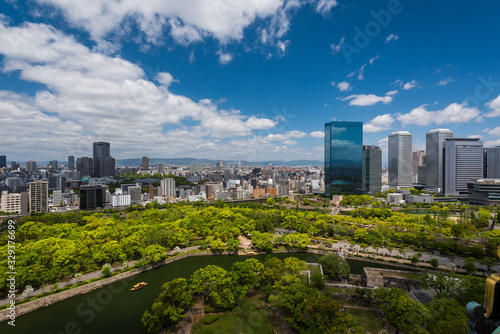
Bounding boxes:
0 155 6 168
158 163 165 174
80 185 104 210
29 180 48 213
324 121 363 196
26 161 37 173
412 150 425 182
217 160 224 170
11 161 20 170
1 190 28 214
190 163 203 173
161 178 176 197
486 147 500 179
426 128 453 192
362 145 382 195
93 142 115 177
128 185 142 205
443 138 483 196
49 160 59 170
68 156 75 169
48 176 66 190
141 156 149 169
76 157 93 177
388 131 412 187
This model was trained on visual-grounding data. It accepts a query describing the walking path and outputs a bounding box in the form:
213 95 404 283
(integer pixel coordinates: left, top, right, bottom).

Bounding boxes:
0 246 200 307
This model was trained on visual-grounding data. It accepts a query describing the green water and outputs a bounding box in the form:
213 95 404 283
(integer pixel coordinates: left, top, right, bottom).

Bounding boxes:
0 253 402 334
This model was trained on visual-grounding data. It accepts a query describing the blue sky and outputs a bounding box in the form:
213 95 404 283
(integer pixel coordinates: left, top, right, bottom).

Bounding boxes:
1 0 500 163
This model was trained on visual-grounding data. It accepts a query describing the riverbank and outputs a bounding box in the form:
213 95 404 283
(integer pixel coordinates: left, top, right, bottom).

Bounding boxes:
0 247 483 323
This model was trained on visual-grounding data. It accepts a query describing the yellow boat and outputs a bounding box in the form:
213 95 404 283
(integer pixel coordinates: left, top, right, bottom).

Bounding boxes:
130 282 148 291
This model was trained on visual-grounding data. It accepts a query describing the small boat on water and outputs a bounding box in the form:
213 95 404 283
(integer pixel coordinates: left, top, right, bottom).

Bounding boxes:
130 282 148 291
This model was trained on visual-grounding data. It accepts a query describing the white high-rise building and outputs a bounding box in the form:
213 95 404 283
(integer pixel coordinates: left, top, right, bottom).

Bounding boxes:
1 191 28 214
426 128 453 192
161 178 176 197
443 138 483 196
388 131 412 187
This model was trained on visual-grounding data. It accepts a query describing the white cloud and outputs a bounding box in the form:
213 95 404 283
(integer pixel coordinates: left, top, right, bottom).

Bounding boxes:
343 94 393 106
369 54 380 66
336 81 352 92
358 64 366 80
217 51 233 65
437 77 453 86
310 131 324 138
347 71 355 78
468 134 485 140
397 103 481 126
385 90 399 96
315 0 338 16
385 34 399 43
485 94 500 117
485 139 500 147
487 127 500 138
283 139 298 145
0 21 284 160
265 130 307 141
363 113 395 132
403 80 419 90
330 35 345 54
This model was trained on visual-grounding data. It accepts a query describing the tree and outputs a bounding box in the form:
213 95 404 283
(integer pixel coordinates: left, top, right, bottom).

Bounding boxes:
266 197 275 206
463 258 477 275
410 255 419 265
142 278 194 333
142 244 166 263
429 258 440 270
283 257 306 275
310 273 325 289
374 287 431 334
318 253 350 281
225 237 240 253
426 298 468 334
101 263 111 277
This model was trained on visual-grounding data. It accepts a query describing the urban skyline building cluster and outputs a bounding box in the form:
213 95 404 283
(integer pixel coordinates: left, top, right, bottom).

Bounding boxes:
324 121 500 203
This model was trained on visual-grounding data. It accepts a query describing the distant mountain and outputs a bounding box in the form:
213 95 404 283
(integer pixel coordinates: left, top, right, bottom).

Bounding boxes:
116 158 323 167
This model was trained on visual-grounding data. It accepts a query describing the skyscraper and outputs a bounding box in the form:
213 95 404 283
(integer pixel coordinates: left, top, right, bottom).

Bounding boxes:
93 142 115 177
29 180 48 213
49 160 59 170
412 150 425 182
362 145 382 195
76 157 93 177
80 185 104 210
0 155 6 168
141 156 149 169
324 121 363 197
25 161 37 173
443 138 483 196
161 178 176 197
486 147 500 179
68 156 75 169
388 131 412 187
426 128 453 192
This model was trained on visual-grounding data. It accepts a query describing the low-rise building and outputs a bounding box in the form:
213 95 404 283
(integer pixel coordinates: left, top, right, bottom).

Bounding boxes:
468 179 500 206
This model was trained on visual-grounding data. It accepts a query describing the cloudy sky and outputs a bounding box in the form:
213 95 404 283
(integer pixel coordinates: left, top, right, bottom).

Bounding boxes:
1 0 500 163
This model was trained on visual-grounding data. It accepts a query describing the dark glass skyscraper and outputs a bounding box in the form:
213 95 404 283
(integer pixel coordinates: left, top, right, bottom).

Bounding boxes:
362 145 382 195
0 155 6 168
324 121 363 197
93 142 115 177
68 155 75 169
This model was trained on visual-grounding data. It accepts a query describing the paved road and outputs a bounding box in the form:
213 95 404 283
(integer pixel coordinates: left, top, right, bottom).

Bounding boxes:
313 241 500 273
0 246 200 307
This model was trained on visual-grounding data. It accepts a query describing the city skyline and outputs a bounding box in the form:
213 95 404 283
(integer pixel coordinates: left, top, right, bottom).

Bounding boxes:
1 1 500 162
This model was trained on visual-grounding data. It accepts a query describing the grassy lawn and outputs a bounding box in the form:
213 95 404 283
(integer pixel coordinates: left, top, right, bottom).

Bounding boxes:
346 307 385 334
192 294 274 334
306 263 322 276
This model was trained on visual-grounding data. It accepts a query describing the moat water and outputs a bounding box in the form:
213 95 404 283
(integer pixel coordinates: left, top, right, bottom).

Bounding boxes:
0 253 402 334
